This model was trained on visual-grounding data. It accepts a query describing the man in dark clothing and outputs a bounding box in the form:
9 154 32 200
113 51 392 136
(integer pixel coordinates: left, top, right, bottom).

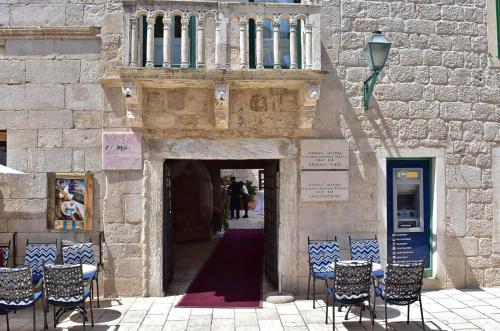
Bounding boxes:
240 181 249 218
227 177 242 219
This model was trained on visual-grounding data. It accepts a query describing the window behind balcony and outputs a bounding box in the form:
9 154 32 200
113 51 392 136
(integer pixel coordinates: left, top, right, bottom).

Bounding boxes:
248 0 301 69
0 131 6 166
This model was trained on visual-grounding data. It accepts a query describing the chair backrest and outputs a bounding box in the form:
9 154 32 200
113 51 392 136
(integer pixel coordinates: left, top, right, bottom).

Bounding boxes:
308 237 340 273
24 242 57 280
0 241 10 267
333 261 372 299
0 267 34 306
384 261 424 303
349 237 381 263
43 264 84 303
62 243 95 265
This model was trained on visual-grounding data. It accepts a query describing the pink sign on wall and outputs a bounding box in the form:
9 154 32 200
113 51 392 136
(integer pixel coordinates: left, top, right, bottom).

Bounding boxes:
102 132 142 170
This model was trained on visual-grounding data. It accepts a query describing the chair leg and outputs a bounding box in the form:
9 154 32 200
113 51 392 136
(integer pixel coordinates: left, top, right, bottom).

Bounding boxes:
33 304 36 331
407 303 410 324
368 297 374 326
307 272 311 300
384 301 388 330
6 313 9 331
90 293 94 327
53 305 56 328
96 276 100 308
332 298 335 331
313 278 316 309
419 296 425 331
325 291 329 324
82 304 86 331
359 304 362 324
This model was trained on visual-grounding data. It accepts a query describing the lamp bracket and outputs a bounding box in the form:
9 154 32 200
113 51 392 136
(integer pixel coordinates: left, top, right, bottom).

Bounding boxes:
363 70 380 110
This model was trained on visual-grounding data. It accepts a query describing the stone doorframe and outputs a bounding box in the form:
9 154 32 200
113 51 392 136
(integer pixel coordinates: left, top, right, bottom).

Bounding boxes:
141 137 300 296
376 147 446 289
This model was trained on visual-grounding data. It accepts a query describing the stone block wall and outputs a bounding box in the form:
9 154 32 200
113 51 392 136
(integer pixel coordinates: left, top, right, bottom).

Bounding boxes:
293 0 500 292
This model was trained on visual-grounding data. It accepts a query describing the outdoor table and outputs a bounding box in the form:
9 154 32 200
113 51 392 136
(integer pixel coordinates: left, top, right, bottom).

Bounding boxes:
331 260 383 273
82 264 97 278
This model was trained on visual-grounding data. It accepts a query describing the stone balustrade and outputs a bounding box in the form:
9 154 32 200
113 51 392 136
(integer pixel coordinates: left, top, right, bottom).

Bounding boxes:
125 1 321 71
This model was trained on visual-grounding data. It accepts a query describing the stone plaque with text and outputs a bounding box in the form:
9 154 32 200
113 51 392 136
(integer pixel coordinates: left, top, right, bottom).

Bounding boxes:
102 132 142 170
301 171 349 201
301 139 349 170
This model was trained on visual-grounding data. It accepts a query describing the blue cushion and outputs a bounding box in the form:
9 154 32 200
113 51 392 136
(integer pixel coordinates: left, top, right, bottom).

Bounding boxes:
375 287 383 297
372 269 384 278
34 291 42 302
313 271 334 279
48 290 91 307
83 271 96 280
32 273 43 285
0 292 41 310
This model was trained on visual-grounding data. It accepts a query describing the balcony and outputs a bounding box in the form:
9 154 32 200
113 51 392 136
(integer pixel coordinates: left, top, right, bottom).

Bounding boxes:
123 0 321 71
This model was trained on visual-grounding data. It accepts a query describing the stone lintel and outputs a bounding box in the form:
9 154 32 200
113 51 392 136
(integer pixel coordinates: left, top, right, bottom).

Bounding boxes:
0 26 101 40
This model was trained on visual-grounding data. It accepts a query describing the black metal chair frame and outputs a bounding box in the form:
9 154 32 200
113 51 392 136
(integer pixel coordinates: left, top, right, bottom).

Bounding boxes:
307 236 338 309
43 263 94 330
0 241 11 267
0 266 41 331
324 260 373 330
62 239 101 308
373 260 425 330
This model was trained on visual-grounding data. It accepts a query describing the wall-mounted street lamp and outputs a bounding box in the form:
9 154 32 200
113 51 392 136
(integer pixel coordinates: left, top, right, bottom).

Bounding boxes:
363 31 391 109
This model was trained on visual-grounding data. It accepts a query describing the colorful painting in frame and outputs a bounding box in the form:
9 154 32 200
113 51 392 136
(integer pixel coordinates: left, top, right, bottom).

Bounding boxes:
47 173 93 231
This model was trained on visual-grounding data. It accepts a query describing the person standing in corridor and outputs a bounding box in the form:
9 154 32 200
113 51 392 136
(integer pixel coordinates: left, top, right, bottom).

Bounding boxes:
227 177 242 219
240 181 249 218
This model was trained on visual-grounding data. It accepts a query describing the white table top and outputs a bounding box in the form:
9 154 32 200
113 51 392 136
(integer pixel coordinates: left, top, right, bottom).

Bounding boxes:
331 260 383 272
82 263 97 275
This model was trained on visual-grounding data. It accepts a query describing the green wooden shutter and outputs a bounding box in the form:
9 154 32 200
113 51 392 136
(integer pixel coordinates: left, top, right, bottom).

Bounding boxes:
142 16 147 67
249 19 256 68
497 0 500 57
189 16 196 68
296 21 302 69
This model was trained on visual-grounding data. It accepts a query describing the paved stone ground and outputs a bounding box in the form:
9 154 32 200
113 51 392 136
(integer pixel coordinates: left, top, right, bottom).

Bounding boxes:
3 287 500 330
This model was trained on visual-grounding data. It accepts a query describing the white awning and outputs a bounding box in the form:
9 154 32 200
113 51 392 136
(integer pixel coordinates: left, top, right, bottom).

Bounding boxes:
0 164 25 174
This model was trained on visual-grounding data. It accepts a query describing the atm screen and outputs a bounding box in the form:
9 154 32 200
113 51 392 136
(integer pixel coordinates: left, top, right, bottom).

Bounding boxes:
393 169 424 232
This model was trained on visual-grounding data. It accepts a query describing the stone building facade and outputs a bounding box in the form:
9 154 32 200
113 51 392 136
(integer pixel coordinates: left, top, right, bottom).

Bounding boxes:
0 0 499 297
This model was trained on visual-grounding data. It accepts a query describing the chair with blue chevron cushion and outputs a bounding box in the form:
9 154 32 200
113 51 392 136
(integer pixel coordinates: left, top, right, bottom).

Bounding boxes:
307 236 340 308
62 241 100 308
0 241 11 267
324 261 373 329
0 266 43 331
43 263 94 330
349 236 384 278
24 240 57 285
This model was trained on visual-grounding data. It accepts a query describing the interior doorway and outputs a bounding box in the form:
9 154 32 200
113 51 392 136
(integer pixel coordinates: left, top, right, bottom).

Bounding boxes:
162 159 279 299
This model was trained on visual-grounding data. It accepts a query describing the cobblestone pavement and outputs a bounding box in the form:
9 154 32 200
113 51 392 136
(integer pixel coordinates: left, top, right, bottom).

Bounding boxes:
3 287 500 330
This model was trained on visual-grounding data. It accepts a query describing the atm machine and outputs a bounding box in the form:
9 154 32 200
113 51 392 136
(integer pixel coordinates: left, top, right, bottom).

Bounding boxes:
387 160 432 276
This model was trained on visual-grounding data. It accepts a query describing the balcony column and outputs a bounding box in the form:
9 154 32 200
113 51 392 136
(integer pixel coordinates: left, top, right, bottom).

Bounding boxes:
146 15 155 67
289 20 297 69
180 17 189 69
162 16 171 68
272 19 281 69
215 20 221 68
129 17 137 66
305 22 313 70
239 18 248 69
197 19 205 69
256 17 264 69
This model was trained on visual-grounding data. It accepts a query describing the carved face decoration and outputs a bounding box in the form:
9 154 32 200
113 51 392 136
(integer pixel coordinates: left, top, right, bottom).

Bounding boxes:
250 94 267 112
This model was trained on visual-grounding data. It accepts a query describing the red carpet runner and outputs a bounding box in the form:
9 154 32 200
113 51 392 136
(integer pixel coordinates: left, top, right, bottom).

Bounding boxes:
177 229 264 308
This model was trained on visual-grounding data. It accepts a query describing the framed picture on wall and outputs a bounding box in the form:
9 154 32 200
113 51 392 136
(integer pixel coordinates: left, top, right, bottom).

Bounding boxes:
47 173 93 231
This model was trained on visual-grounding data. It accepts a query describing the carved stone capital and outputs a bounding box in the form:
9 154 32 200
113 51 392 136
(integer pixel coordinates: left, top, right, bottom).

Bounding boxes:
300 83 321 129
214 82 230 129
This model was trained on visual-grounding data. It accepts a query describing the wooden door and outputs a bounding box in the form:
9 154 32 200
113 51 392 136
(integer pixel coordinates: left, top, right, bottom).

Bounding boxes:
264 162 279 287
163 160 174 292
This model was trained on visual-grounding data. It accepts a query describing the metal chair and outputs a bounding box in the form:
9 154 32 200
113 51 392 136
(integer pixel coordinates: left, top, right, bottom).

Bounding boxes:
62 241 100 307
307 236 340 308
324 261 373 329
0 241 11 267
0 267 42 331
349 236 383 278
24 240 57 285
43 263 94 330
373 261 425 330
